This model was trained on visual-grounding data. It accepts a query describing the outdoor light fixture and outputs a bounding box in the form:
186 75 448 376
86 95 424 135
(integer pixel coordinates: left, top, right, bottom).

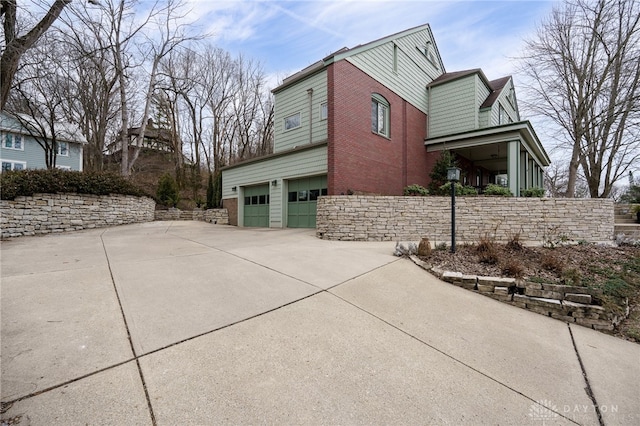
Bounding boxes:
447 167 461 253
447 167 461 182
271 180 278 187
231 186 237 192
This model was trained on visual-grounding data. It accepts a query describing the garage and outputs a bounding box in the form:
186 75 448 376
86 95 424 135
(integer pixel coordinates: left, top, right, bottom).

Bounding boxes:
243 184 270 227
287 176 327 228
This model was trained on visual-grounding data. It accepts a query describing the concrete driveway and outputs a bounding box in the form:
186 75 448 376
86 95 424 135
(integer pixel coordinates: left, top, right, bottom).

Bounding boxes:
1 221 638 425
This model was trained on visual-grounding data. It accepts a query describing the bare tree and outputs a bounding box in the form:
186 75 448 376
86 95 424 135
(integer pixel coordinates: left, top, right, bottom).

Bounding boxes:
0 0 81 110
519 0 640 198
5 33 75 169
122 0 201 175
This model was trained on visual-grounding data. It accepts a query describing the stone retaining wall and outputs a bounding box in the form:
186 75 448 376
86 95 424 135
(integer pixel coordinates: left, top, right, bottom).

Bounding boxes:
1 193 155 238
316 196 614 245
410 256 621 331
154 208 229 224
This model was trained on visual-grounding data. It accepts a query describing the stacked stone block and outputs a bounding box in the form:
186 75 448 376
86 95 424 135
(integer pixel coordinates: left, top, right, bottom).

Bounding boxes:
316 196 614 245
154 208 229 224
1 193 155 238
435 267 616 331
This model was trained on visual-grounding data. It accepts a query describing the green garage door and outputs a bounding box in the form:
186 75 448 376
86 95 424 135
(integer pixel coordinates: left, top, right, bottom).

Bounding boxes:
243 184 270 227
287 176 327 228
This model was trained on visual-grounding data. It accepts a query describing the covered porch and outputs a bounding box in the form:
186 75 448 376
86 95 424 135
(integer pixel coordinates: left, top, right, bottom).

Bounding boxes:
425 121 550 196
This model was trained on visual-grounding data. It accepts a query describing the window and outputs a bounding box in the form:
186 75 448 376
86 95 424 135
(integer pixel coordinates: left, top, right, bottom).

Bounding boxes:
498 105 507 125
507 87 515 107
244 194 269 205
320 103 328 121
57 142 69 156
56 165 71 170
2 133 23 150
371 94 390 137
284 112 301 131
1 160 26 172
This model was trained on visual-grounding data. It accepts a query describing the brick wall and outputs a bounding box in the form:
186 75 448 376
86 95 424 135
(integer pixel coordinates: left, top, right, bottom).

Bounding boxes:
328 60 434 196
316 196 614 245
1 193 156 238
223 198 238 226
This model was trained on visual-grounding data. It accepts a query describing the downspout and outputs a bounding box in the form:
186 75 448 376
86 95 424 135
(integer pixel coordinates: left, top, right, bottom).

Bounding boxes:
307 88 314 144
426 86 431 137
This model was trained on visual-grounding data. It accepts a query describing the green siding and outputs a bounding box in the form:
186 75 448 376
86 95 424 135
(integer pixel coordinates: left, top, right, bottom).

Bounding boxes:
222 145 328 227
488 79 519 126
273 70 328 153
346 29 441 114
428 75 477 137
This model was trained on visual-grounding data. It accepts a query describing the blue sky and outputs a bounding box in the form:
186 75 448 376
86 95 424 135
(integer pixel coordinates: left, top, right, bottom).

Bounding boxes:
187 0 558 88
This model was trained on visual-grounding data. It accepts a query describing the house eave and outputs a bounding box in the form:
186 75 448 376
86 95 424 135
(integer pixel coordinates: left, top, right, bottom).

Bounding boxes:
221 141 328 171
425 121 551 166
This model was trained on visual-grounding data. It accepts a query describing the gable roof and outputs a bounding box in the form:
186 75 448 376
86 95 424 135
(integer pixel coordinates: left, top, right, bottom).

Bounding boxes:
273 23 444 93
427 68 492 89
0 112 88 144
480 76 511 109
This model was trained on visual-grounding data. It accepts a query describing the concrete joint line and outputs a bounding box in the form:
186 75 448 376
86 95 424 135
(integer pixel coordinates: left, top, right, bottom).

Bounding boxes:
568 324 605 426
327 291 582 425
100 231 158 426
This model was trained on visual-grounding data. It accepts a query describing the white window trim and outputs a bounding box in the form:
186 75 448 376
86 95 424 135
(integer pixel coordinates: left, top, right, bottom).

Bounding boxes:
283 112 301 132
56 141 70 156
372 94 390 138
56 165 71 170
2 133 25 151
320 102 328 121
1 159 27 171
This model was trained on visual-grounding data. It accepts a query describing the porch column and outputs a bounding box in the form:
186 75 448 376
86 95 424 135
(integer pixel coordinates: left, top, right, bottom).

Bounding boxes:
507 140 520 196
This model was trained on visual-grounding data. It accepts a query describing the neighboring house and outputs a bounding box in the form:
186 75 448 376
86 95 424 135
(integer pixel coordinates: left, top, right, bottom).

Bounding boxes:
0 112 87 172
107 118 177 155
222 23 551 228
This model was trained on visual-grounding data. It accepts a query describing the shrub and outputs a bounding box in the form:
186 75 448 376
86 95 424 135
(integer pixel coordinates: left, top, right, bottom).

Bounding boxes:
438 182 478 196
476 236 499 264
502 260 525 278
506 232 523 251
541 252 565 273
521 187 545 197
156 173 180 207
483 184 513 196
0 169 146 200
403 184 428 196
428 150 457 194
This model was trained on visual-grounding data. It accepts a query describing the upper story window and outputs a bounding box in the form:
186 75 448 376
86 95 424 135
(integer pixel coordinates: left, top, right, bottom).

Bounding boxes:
507 87 515 107
284 112 301 131
418 42 438 69
57 141 69 156
320 102 328 121
371 94 390 138
2 133 24 150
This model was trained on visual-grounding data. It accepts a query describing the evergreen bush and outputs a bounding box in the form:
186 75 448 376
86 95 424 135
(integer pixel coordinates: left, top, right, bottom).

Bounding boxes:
438 182 478 196
156 173 180 207
483 184 513 197
521 187 545 197
0 169 146 200
403 184 429 196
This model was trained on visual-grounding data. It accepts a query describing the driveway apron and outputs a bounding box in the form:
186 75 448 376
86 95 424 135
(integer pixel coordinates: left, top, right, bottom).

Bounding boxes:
1 221 639 425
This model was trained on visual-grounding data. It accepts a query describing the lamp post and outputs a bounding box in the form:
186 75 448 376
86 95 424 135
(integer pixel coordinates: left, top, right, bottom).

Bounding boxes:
447 167 461 253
